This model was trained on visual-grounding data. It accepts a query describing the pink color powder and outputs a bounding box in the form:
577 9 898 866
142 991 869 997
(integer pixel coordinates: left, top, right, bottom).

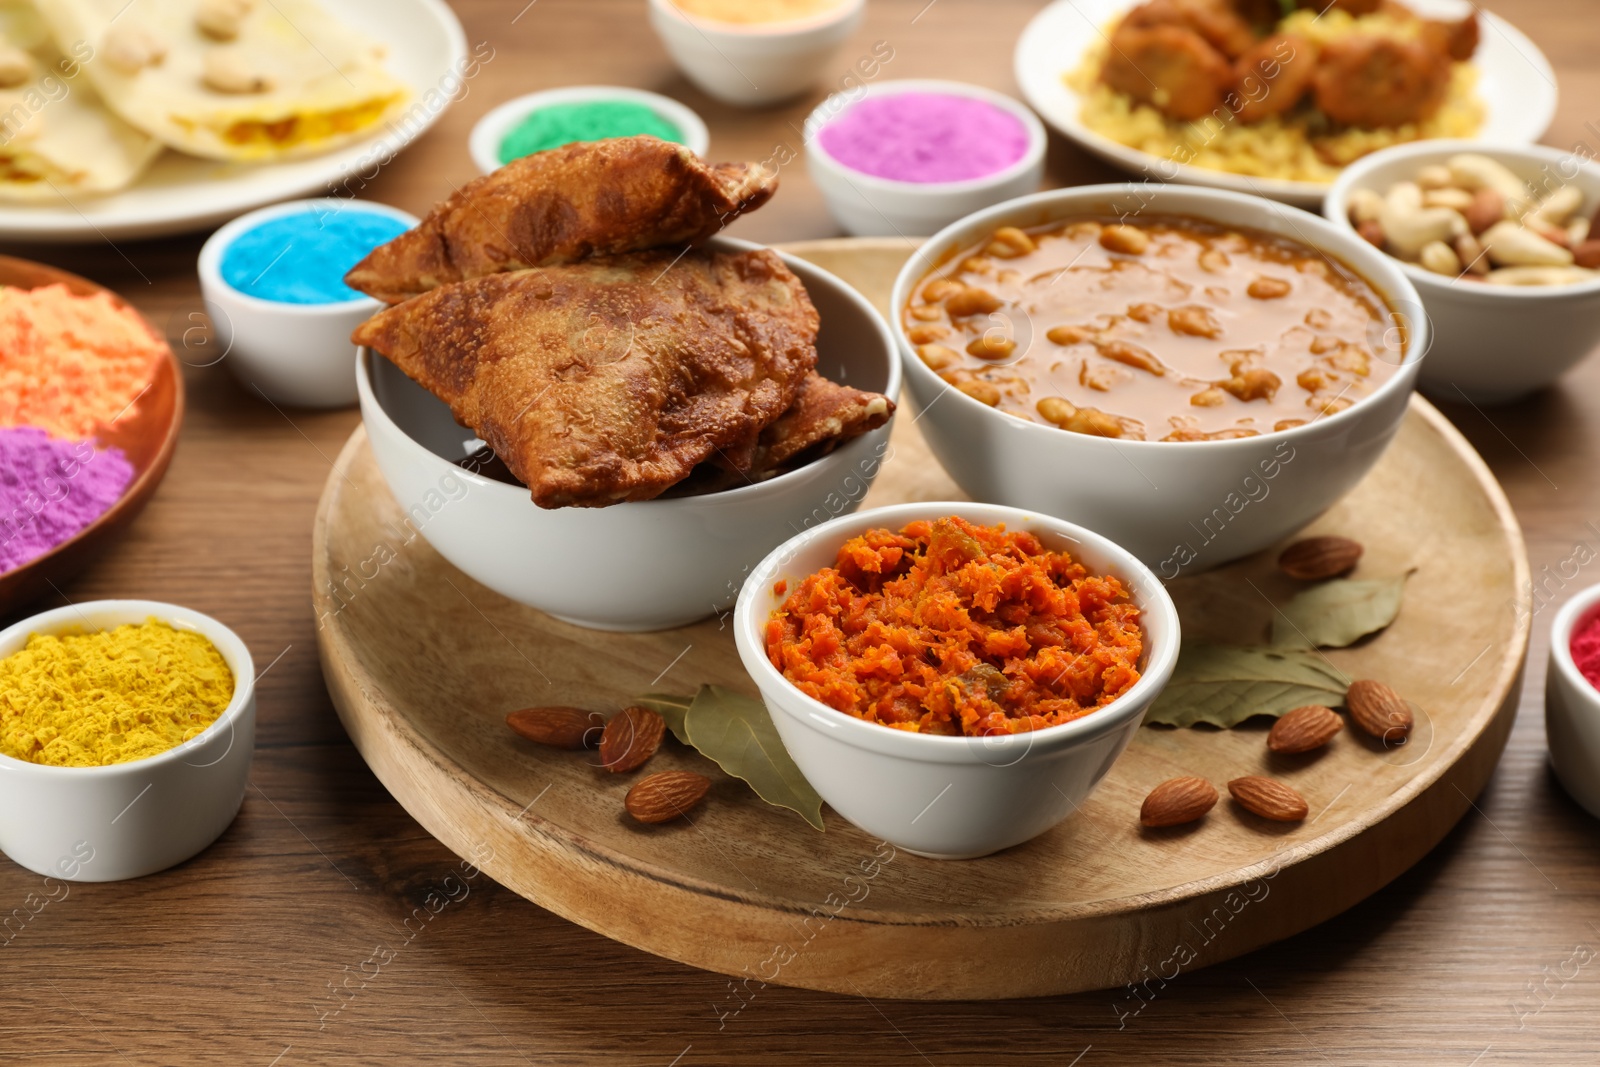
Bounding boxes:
818 92 1030 183
1572 611 1600 691
0 427 134 574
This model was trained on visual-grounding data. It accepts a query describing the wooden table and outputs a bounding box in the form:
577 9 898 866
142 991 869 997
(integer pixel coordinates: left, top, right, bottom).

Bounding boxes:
5 1 1598 1062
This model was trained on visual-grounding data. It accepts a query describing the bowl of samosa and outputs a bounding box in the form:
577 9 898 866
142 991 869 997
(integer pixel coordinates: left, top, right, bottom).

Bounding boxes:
348 137 899 631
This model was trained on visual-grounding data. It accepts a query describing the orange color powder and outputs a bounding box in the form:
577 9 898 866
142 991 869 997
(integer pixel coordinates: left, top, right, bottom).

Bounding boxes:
0 284 165 439
765 517 1144 736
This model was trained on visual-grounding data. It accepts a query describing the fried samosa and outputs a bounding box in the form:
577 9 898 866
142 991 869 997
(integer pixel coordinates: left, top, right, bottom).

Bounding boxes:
353 247 818 508
745 372 894 471
344 137 780 304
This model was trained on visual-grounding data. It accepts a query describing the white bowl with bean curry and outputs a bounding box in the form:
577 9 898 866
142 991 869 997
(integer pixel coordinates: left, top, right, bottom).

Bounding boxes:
891 185 1426 576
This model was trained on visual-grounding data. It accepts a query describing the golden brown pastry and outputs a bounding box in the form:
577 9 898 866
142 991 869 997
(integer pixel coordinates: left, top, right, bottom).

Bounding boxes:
745 372 894 472
344 136 780 304
353 248 818 508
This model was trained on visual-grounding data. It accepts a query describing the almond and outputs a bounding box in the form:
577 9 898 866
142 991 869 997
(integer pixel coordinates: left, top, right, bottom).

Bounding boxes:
1228 776 1308 822
1464 187 1505 235
1268 705 1344 754
506 706 605 750
1345 679 1413 742
1140 777 1218 828
600 706 666 773
625 771 710 824
1277 535 1363 580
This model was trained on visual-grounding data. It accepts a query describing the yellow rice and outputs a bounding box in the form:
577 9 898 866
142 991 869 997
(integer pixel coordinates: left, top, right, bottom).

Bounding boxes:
1066 9 1485 184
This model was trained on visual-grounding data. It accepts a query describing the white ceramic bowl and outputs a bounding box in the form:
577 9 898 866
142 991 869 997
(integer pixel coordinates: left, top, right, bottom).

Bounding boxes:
891 184 1427 574
804 79 1047 238
357 237 901 632
733 500 1180 859
468 86 710 175
0 601 256 882
1546 583 1600 821
1326 140 1600 405
199 198 419 409
647 0 863 107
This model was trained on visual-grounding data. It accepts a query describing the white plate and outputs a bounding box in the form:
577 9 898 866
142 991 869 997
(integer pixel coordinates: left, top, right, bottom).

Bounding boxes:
0 0 468 243
1013 0 1558 208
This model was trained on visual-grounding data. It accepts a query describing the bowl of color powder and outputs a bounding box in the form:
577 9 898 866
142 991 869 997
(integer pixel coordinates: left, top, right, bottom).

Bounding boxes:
469 86 709 175
804 79 1047 237
0 256 184 617
0 600 256 882
1546 584 1600 822
648 0 863 107
199 198 419 409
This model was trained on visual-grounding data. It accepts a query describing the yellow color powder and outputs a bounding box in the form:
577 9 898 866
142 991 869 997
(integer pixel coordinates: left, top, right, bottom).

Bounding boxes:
671 0 847 25
0 620 235 768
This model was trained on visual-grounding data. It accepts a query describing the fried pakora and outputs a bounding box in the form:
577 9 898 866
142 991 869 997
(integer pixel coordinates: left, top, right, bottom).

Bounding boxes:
1103 21 1235 122
344 136 779 304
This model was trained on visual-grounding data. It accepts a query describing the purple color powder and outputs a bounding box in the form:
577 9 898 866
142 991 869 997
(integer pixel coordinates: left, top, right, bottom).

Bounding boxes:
818 92 1030 183
0 427 135 574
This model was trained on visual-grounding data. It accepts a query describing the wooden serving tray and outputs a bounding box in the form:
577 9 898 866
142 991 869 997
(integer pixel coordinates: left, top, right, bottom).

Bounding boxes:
313 239 1531 999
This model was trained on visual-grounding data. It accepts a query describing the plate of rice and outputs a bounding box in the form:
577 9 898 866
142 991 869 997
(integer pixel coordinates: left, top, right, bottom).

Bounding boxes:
1014 0 1556 207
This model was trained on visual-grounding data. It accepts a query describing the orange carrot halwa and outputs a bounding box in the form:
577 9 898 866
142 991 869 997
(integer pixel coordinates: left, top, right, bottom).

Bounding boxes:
765 517 1144 736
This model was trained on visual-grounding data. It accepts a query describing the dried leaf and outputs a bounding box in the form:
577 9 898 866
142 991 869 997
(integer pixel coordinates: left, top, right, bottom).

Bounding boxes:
635 692 692 745
1270 574 1408 649
684 685 825 832
1144 644 1350 728
634 686 825 831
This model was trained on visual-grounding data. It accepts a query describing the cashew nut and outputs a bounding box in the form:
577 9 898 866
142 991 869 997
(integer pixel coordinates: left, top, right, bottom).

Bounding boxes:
1416 164 1453 191
1485 265 1599 286
202 47 273 94
1378 182 1467 259
1422 187 1474 212
1568 217 1591 246
0 41 34 88
0 94 42 142
1447 154 1532 217
197 0 255 41
1346 187 1385 225
1481 220 1574 267
1454 233 1490 276
1418 240 1462 276
1531 184 1585 228
102 23 168 75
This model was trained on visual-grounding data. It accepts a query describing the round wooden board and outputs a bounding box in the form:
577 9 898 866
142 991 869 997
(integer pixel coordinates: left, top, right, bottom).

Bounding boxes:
314 239 1531 1000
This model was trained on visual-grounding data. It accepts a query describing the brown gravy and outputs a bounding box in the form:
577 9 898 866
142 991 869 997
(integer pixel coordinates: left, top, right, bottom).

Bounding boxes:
904 215 1403 441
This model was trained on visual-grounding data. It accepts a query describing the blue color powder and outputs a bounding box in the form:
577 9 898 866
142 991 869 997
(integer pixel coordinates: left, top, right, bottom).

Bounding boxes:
220 208 411 304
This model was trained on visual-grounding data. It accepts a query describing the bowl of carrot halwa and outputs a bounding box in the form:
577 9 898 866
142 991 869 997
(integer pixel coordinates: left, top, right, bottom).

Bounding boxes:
733 502 1179 859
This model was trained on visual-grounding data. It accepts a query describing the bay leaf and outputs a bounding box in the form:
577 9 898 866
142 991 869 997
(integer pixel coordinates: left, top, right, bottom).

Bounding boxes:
683 685 825 832
635 691 693 745
1144 643 1350 728
1270 574 1408 650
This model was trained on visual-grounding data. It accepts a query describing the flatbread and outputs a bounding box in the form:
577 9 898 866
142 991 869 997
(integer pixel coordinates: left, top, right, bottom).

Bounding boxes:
0 0 160 200
40 0 409 161
353 248 819 509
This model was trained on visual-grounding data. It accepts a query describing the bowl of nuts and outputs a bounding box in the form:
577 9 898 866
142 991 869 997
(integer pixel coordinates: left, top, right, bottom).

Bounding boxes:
1326 140 1600 404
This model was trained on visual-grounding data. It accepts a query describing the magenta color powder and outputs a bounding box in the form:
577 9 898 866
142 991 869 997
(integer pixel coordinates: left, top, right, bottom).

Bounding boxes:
0 427 134 574
1572 611 1600 691
818 92 1030 183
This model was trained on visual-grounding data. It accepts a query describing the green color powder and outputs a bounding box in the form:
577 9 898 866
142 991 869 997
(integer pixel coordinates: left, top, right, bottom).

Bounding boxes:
498 101 685 163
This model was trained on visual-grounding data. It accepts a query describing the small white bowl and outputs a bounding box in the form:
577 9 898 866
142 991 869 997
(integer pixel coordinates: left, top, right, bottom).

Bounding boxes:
647 0 863 107
199 198 419 409
0 601 256 882
733 501 1180 858
805 79 1047 238
357 237 901 632
1546 584 1600 820
891 184 1426 573
1325 140 1600 405
468 86 710 175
